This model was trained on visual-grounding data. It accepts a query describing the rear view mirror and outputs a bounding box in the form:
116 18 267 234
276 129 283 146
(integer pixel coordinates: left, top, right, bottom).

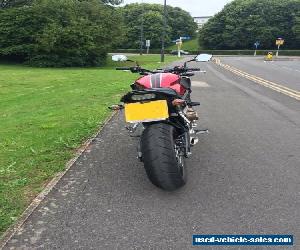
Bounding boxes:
195 54 213 62
112 55 128 62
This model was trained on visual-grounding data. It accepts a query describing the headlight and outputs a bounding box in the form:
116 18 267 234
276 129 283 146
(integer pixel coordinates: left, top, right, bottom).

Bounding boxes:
131 93 156 101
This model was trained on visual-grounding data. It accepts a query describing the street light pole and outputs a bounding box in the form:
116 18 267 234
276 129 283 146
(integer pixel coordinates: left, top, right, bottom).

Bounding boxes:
161 0 167 62
140 1 144 55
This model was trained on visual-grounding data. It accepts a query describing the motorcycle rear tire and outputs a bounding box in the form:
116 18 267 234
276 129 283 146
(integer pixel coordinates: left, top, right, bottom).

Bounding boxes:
141 123 186 191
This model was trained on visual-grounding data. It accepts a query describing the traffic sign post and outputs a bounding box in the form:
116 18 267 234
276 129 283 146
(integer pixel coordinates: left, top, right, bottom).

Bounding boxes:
146 40 151 54
160 0 167 62
275 38 284 57
176 37 183 58
254 41 260 56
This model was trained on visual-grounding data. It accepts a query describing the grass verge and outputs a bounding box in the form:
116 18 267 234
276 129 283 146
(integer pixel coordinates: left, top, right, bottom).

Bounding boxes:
0 54 178 236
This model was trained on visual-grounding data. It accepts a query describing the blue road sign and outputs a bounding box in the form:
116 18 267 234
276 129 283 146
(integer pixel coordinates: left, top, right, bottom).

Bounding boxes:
181 36 191 40
254 41 260 48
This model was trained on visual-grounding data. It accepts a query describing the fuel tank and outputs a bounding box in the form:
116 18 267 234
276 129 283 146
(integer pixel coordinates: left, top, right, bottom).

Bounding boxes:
135 73 186 96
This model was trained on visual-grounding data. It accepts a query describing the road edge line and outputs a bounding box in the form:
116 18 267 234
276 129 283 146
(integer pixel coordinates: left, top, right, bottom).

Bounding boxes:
0 111 117 249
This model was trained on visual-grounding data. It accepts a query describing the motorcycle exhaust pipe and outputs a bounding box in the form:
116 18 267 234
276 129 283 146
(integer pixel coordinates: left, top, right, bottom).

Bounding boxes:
190 137 199 146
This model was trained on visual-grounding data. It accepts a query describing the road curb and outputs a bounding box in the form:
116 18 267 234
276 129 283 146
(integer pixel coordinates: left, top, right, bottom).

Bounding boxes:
0 111 117 249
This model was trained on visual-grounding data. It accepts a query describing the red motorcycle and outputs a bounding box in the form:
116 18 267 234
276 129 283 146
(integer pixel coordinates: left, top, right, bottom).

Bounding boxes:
111 55 207 191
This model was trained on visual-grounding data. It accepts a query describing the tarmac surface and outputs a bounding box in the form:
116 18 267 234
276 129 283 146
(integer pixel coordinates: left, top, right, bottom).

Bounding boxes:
220 56 300 91
3 57 300 250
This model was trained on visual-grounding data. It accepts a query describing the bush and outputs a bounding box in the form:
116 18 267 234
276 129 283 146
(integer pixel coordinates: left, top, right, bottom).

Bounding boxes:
0 0 124 67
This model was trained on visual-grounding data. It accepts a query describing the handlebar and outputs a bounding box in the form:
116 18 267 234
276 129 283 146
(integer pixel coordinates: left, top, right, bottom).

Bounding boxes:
116 66 205 75
116 66 152 74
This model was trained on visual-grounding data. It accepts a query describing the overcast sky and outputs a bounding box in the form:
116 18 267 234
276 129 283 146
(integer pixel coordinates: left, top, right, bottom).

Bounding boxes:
122 0 233 16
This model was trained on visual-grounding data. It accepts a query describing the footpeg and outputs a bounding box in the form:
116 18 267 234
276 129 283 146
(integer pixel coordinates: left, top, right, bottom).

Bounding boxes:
194 129 209 135
108 104 124 110
188 102 200 107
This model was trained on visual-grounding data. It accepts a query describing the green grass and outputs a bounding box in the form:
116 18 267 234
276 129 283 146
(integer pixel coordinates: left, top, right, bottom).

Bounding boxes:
167 38 200 51
0 54 178 236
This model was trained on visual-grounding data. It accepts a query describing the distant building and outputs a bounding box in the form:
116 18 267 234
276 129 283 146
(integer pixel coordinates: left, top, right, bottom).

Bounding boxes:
193 16 212 29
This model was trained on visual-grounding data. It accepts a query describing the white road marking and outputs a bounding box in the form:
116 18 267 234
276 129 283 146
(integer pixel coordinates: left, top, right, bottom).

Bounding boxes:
192 81 210 88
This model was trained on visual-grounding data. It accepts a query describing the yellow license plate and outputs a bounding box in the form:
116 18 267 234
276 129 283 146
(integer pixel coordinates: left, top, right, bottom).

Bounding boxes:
125 100 169 123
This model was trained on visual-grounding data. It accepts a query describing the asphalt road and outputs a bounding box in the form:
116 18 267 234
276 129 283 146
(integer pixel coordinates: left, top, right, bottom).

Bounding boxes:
220 56 300 91
3 57 300 250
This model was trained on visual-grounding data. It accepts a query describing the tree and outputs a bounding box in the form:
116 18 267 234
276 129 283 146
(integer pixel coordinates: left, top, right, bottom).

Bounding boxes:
0 0 122 8
292 11 300 45
101 0 123 5
0 0 31 8
0 0 124 66
121 3 197 49
199 0 300 49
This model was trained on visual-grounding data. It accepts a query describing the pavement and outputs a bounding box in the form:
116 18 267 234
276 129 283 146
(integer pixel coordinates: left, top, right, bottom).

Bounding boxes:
2 57 300 250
